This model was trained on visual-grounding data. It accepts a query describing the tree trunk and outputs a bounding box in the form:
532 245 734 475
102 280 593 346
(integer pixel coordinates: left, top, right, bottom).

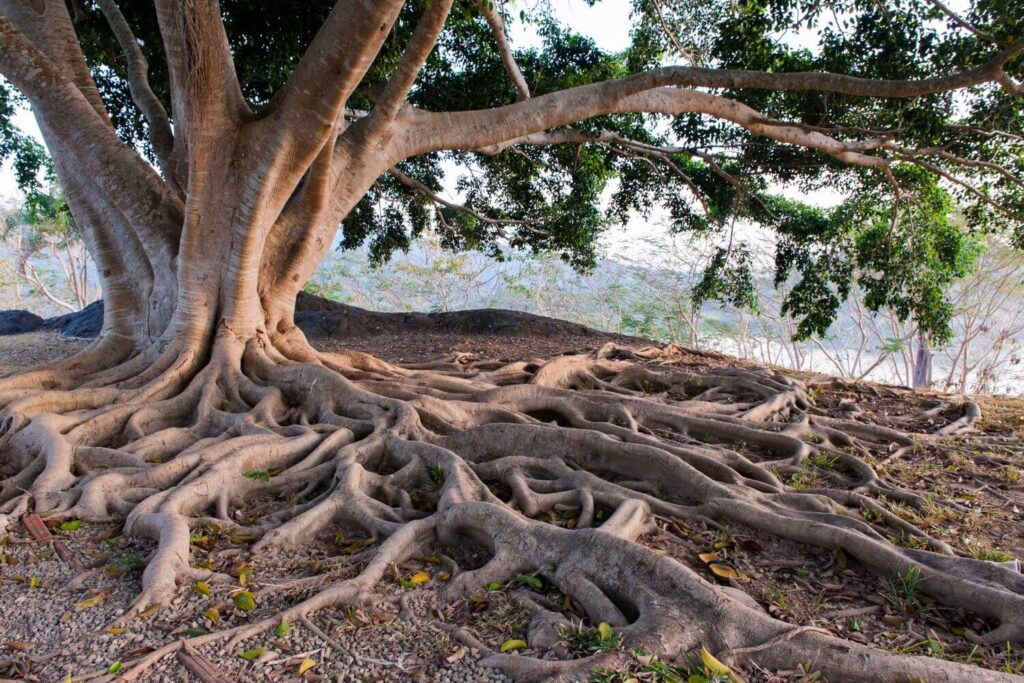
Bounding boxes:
912 333 933 389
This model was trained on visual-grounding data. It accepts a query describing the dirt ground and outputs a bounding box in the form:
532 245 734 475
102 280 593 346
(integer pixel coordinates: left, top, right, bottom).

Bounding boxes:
0 329 1022 682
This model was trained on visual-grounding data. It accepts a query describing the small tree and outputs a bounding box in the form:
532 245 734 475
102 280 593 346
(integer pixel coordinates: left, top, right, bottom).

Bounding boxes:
2 182 95 312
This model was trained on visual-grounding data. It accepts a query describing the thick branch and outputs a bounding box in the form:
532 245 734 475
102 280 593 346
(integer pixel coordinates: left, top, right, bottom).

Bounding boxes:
0 16 183 251
265 0 407 165
152 0 248 151
363 0 455 134
95 0 179 191
399 42 1024 156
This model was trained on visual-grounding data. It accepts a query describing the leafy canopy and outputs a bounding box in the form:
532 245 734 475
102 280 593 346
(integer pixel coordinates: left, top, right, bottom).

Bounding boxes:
2 0 1022 341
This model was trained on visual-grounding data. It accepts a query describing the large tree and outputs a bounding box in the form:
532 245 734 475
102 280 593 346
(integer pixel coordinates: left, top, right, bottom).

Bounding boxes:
1 0 1023 679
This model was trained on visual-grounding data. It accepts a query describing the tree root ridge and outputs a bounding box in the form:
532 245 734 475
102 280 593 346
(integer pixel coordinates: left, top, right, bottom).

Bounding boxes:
1 338 1019 682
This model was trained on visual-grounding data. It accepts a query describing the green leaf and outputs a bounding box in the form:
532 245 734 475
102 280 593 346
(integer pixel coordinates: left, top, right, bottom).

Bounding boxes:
185 628 206 637
239 646 266 661
107 661 122 674
243 470 271 483
233 590 256 611
598 622 613 642
486 581 503 591
59 520 83 532
120 555 146 569
274 619 291 637
516 574 542 590
194 581 211 597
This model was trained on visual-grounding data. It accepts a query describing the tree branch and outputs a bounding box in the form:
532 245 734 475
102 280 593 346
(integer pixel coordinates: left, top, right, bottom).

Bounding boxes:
266 0 407 161
399 41 1024 156
152 0 248 149
95 0 179 192
390 168 548 234
478 0 530 100
449 89 890 171
925 0 1002 45
0 16 183 248
365 0 455 131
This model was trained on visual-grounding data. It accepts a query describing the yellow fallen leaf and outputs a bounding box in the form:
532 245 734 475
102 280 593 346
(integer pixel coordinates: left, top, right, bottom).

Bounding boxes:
438 572 451 582
698 552 721 563
499 639 528 652
139 603 162 618
204 607 220 625
297 658 316 675
708 563 742 580
194 581 211 597
105 627 126 635
701 646 731 675
409 571 430 585
238 566 251 587
598 622 613 642
834 548 848 570
422 555 441 564
75 592 108 609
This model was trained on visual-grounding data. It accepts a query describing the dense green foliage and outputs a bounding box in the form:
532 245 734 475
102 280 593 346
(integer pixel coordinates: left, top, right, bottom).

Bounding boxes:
3 0 1023 340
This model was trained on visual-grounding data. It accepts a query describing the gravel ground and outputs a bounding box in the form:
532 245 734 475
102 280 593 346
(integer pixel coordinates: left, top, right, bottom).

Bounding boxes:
0 519 512 681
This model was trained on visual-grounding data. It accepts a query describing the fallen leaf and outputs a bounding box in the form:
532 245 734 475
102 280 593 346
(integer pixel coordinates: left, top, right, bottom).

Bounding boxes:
298 658 316 675
194 581 211 597
274 619 291 637
139 603 162 618
486 581 503 591
75 591 109 609
598 622 613 642
516 574 542 590
409 571 430 585
708 563 742 580
238 566 251 586
240 646 266 660
446 646 467 663
701 646 731 675
204 607 220 625
499 639 527 652
698 552 721 563
107 661 122 674
233 590 256 611
834 548 848 570
4 641 35 651
105 627 126 635
60 520 83 532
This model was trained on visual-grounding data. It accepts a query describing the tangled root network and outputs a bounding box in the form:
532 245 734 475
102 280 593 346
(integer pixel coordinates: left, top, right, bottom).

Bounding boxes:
1 338 1021 682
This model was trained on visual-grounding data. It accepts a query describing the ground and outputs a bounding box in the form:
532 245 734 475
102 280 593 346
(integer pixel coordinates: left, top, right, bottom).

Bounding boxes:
0 322 1022 682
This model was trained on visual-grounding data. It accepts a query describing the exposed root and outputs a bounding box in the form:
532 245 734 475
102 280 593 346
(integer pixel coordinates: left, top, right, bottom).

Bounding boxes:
2 336 1021 682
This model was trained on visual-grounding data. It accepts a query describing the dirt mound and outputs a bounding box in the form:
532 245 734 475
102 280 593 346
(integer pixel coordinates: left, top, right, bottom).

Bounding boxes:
0 291 634 343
